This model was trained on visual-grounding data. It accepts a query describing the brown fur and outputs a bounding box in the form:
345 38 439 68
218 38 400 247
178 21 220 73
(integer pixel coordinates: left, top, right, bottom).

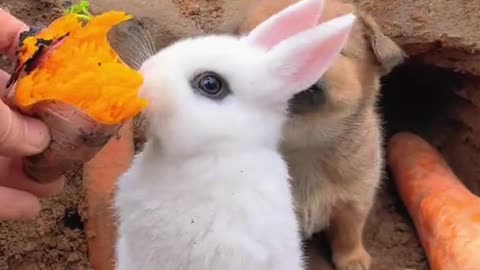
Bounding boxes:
238 1 405 269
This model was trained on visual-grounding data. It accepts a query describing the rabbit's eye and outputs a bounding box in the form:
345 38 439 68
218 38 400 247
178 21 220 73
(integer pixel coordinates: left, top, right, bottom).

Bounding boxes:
191 72 230 100
199 75 221 94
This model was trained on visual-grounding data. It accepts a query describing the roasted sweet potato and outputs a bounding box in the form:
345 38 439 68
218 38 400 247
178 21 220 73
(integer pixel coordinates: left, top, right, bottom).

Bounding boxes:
2 2 155 183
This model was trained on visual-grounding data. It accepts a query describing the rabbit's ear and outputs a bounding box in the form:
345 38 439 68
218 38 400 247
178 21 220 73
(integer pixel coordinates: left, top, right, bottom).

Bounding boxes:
243 0 324 50
266 14 355 96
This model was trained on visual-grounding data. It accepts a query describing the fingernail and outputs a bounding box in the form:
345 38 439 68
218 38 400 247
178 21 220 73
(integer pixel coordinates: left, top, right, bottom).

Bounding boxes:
24 116 51 151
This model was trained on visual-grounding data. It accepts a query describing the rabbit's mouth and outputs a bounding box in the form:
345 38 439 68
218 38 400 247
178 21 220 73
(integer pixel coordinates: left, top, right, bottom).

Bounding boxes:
288 82 326 116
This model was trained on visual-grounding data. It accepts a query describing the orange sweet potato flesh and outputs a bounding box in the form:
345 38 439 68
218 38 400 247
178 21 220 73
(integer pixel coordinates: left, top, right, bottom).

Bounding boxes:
2 12 154 183
387 132 480 270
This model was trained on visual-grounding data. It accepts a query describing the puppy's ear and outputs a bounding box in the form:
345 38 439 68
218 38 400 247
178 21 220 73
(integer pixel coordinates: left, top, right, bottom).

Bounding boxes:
357 11 406 74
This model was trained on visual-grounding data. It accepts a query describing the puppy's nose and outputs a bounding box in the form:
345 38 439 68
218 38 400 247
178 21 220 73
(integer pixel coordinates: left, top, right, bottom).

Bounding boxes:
288 80 326 115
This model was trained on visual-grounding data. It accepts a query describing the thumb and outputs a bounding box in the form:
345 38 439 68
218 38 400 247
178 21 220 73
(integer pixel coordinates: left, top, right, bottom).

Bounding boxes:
0 99 51 157
0 186 41 221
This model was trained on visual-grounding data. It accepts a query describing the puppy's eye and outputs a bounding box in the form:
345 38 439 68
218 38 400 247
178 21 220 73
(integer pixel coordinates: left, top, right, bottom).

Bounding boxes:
191 72 230 99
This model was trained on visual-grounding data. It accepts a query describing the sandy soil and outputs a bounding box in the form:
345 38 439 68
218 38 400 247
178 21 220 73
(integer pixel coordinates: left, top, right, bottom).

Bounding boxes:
0 0 429 269
353 0 480 76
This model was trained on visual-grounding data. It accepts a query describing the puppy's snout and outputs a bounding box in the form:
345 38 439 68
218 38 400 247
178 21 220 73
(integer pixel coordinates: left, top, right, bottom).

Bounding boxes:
288 81 326 115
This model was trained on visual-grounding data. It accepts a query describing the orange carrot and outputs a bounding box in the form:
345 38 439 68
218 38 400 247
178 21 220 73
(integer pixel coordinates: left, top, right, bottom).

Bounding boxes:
83 120 135 270
387 132 480 270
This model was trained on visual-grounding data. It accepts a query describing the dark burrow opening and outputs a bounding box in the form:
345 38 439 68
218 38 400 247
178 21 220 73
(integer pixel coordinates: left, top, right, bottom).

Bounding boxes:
379 58 480 195
63 208 84 230
379 60 464 140
303 60 475 269
372 58 480 268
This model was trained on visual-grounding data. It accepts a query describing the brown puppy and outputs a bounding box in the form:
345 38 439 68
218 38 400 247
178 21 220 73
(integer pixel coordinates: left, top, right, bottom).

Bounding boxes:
238 1 405 269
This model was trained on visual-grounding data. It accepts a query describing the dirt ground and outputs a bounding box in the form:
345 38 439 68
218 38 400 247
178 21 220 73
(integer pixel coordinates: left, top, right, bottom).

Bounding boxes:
0 0 433 269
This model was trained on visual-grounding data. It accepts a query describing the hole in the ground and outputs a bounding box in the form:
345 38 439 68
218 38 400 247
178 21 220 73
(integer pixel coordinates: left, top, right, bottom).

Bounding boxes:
379 60 465 139
63 208 84 230
379 58 480 196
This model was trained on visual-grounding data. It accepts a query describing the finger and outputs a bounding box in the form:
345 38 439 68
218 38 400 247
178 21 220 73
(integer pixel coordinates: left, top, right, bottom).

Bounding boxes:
6 174 66 197
0 157 65 197
0 186 41 221
0 8 29 57
0 100 51 157
0 69 8 96
0 11 50 157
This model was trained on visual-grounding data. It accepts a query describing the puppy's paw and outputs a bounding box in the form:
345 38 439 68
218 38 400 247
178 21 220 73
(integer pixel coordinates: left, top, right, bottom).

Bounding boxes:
333 247 371 270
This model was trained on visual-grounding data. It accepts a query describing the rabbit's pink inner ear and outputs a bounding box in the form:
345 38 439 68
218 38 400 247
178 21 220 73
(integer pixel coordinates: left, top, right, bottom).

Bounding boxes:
245 0 324 50
269 14 355 94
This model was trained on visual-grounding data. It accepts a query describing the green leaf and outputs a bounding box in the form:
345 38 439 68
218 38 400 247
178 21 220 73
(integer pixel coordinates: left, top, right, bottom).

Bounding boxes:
64 0 93 22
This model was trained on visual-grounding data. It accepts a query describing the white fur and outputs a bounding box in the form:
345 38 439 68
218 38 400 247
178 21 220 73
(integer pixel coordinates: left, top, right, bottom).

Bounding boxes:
114 0 355 269
115 35 304 270
115 144 303 270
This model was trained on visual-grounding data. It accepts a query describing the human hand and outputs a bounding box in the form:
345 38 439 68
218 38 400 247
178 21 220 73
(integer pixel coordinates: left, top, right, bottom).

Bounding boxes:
0 8 65 221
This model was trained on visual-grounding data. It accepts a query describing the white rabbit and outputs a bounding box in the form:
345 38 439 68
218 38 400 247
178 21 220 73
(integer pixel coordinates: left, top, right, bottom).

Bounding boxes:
114 0 355 269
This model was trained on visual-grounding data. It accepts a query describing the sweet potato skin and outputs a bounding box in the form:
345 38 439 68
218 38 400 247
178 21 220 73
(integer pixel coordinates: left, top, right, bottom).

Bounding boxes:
22 101 121 183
